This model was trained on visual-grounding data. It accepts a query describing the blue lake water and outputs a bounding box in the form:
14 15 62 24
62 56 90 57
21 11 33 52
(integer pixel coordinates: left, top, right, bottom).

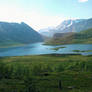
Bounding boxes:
0 42 92 57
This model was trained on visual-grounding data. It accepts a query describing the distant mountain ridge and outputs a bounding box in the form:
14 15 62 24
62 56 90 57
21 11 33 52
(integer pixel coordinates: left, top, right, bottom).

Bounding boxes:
0 22 43 46
39 27 55 37
39 18 92 37
60 18 92 33
55 19 85 32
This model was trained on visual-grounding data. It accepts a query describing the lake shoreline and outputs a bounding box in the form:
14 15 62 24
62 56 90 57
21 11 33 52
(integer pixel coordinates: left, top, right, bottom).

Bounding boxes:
0 53 92 58
0 42 92 57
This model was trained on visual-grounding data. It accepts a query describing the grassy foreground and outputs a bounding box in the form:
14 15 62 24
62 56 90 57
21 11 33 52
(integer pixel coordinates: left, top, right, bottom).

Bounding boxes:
0 54 92 92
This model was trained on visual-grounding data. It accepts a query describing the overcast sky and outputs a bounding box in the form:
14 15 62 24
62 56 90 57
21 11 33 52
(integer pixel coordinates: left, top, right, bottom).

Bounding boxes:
0 0 92 31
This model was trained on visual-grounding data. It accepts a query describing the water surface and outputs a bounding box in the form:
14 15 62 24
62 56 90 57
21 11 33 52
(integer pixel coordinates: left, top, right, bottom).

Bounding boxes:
0 42 92 57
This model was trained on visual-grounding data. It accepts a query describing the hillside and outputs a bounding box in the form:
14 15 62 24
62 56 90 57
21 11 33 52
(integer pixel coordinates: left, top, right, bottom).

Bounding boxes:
0 22 43 47
45 28 92 45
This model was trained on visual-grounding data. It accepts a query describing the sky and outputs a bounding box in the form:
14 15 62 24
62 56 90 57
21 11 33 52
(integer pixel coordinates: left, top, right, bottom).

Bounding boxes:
0 0 92 31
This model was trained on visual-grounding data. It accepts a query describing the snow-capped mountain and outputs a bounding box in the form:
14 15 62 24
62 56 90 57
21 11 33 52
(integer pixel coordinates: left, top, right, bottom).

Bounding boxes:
56 19 84 30
39 18 92 37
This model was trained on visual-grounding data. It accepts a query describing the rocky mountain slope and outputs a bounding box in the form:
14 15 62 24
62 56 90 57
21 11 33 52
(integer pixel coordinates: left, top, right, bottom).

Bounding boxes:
39 18 92 37
0 22 43 46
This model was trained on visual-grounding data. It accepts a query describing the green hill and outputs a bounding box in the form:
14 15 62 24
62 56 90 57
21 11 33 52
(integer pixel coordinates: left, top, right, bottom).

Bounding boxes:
0 22 43 47
45 28 92 45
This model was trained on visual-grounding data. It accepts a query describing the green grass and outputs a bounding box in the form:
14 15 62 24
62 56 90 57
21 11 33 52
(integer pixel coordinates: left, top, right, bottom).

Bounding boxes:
0 54 92 92
51 46 66 51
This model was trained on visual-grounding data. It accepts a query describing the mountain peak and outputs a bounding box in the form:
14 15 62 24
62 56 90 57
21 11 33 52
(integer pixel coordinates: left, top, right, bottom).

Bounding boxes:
39 18 92 37
0 21 43 44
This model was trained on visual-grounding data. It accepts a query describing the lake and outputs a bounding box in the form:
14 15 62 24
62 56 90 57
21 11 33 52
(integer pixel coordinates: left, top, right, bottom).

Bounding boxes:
0 42 92 57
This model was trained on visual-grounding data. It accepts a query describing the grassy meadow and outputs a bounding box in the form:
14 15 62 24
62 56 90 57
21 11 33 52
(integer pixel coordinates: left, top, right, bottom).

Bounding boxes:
0 54 92 92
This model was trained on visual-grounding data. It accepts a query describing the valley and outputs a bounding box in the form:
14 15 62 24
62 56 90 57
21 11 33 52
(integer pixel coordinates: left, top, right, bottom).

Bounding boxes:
0 0 92 92
0 17 92 92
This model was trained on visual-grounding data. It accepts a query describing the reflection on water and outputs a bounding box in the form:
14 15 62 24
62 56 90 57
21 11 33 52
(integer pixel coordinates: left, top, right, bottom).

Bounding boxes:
0 42 92 57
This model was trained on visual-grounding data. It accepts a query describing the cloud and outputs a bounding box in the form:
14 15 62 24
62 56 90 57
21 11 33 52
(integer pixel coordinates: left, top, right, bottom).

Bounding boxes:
78 0 88 3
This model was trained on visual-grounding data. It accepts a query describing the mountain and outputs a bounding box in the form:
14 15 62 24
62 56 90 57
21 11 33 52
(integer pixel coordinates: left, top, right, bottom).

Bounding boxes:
39 18 92 37
55 19 85 33
0 22 43 46
60 18 92 33
45 28 92 45
39 27 55 37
